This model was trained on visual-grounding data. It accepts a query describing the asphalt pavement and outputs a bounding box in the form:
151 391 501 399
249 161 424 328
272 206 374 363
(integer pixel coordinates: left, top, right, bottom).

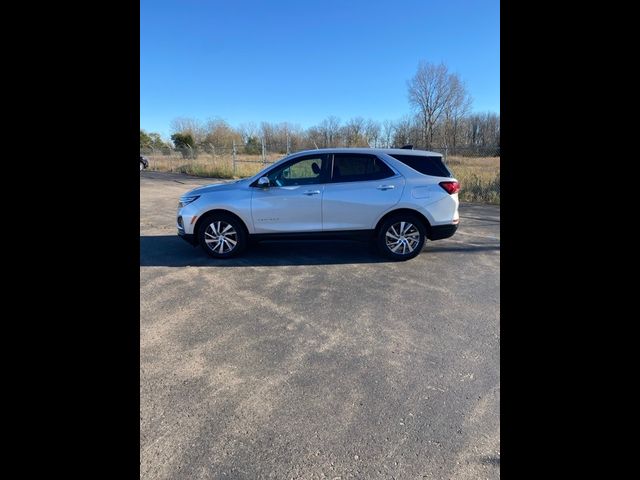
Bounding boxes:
140 170 500 479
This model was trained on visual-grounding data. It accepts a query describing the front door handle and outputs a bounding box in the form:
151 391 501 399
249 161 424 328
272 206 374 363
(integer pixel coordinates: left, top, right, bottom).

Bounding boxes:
303 190 321 195
377 185 395 190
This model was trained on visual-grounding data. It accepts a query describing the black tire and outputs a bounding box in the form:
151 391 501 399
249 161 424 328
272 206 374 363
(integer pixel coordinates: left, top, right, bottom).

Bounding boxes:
376 214 426 261
197 213 248 259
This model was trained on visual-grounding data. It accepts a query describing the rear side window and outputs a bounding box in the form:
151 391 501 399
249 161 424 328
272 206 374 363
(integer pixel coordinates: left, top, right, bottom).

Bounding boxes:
332 154 395 182
388 154 452 177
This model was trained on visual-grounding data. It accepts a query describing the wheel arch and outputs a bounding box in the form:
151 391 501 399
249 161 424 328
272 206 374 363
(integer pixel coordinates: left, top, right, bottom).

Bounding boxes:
374 208 432 236
194 209 250 238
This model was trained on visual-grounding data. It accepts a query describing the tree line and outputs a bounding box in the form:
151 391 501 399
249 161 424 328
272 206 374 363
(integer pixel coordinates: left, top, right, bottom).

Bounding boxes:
140 61 500 156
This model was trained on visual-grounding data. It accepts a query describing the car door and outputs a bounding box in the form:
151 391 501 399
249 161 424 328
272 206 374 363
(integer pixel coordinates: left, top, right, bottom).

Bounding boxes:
251 153 329 233
322 153 405 231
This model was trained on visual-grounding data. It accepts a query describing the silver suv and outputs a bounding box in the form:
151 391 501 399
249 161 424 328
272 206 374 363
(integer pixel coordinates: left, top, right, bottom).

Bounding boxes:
177 148 460 260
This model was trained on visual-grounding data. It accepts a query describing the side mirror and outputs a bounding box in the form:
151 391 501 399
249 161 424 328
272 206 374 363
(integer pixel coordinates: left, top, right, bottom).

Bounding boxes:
257 176 270 188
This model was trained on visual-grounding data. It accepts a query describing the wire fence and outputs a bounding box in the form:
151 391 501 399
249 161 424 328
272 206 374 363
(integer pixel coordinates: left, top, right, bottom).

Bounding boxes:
140 142 282 176
431 144 500 161
140 142 500 203
140 141 500 175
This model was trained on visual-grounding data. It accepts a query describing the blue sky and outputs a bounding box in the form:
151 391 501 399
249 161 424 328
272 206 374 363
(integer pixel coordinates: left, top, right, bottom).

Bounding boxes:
141 0 499 138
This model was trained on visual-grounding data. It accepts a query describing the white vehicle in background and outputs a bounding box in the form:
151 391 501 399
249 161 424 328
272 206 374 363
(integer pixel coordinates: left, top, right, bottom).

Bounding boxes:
177 148 460 260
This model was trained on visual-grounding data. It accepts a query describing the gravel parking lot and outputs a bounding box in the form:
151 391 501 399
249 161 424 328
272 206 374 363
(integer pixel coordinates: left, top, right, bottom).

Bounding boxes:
140 171 500 479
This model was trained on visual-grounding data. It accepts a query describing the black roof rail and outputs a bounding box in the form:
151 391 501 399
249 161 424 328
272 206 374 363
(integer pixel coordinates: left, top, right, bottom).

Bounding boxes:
401 144 413 149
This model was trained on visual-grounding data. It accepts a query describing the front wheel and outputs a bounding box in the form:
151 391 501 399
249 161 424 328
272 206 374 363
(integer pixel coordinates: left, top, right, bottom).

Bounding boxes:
198 214 247 258
377 215 426 260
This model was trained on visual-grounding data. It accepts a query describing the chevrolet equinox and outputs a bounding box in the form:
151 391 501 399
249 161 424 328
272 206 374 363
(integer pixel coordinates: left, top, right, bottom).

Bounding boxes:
177 148 459 260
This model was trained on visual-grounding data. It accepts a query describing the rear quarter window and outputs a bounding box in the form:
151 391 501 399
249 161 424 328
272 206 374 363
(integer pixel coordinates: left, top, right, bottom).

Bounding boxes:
389 154 452 177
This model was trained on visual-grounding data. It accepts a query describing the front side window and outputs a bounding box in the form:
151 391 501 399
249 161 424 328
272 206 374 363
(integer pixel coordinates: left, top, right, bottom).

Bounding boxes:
266 154 328 186
331 154 395 183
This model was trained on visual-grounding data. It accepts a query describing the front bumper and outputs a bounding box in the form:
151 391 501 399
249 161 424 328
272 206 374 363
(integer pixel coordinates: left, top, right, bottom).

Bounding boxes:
428 223 458 241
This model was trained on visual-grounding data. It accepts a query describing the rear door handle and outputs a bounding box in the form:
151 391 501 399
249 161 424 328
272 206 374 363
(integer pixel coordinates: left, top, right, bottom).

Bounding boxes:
303 190 321 195
377 185 395 190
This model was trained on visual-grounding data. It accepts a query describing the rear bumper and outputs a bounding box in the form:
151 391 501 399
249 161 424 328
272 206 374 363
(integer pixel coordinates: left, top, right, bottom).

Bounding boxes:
178 230 198 246
428 223 458 241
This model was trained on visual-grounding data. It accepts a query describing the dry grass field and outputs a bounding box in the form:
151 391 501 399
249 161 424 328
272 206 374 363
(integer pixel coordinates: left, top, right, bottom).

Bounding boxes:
145 152 281 178
144 153 500 204
446 156 500 204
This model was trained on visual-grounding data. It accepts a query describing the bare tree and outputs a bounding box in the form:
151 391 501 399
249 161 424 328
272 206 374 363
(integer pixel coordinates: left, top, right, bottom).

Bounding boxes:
382 119 395 148
260 121 276 148
238 122 258 143
170 117 205 143
159 105 499 158
458 112 500 154
483 112 500 147
407 61 471 149
265 122 301 153
319 116 341 147
283 123 304 152
392 115 419 147
343 117 367 146
364 119 381 147
442 75 472 151
203 118 241 148
305 126 324 150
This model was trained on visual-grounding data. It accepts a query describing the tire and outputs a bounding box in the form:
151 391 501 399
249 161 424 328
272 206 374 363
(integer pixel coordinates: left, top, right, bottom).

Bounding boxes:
197 213 248 259
377 214 426 261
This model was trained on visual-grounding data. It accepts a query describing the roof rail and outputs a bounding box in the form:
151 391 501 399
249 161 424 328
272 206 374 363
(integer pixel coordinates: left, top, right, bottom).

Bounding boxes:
401 144 413 150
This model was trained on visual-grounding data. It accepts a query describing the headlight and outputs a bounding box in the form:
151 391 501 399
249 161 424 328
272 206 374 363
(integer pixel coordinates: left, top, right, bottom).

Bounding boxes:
178 195 200 208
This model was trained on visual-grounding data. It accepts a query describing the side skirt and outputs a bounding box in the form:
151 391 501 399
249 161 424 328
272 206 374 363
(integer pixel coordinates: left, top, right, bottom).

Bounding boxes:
250 230 375 243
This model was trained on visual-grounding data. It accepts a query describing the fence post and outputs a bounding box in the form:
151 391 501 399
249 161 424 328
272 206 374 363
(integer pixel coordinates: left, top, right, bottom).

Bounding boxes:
150 147 155 170
261 137 266 165
232 141 237 176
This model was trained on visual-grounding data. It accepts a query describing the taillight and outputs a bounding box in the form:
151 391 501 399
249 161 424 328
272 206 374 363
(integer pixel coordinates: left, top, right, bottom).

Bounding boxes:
439 181 460 194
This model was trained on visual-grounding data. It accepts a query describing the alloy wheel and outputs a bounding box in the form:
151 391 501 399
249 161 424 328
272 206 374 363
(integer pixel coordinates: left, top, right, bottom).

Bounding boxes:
385 221 420 255
204 221 238 254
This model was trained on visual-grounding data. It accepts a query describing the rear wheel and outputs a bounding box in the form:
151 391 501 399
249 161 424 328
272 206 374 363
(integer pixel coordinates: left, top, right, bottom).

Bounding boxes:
198 214 247 258
377 215 426 260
